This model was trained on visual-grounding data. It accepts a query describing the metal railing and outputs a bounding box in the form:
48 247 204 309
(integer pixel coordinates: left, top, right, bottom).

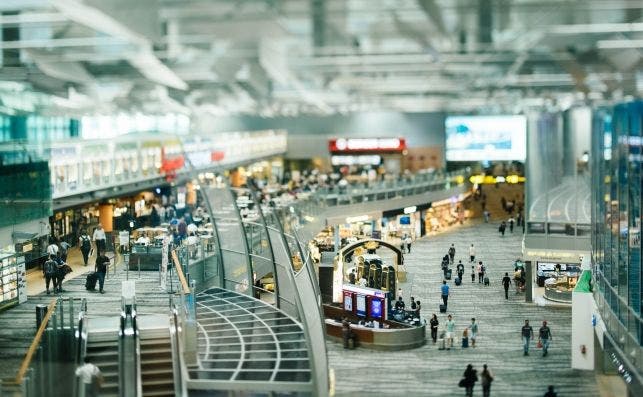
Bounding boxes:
119 296 141 397
73 299 88 397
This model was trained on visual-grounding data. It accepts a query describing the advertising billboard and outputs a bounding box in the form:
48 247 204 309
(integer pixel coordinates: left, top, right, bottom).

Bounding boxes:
445 115 527 161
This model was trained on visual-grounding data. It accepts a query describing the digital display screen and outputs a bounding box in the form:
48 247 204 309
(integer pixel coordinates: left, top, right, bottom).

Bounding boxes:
356 294 366 317
343 292 353 312
399 216 411 225
445 115 527 161
370 299 382 319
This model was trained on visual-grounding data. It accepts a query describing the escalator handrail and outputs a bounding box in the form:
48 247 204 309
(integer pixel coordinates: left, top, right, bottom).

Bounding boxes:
74 299 88 397
118 296 142 397
169 305 188 397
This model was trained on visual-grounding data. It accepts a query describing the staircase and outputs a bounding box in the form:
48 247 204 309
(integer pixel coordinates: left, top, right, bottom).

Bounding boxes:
476 183 525 222
85 334 119 397
139 330 175 397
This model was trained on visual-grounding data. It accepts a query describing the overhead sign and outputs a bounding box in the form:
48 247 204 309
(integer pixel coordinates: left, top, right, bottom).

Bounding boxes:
329 138 406 153
331 155 382 166
345 215 370 223
404 206 417 214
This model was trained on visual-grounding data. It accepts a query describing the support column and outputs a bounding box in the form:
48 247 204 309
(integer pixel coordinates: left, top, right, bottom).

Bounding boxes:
99 204 114 232
311 0 326 52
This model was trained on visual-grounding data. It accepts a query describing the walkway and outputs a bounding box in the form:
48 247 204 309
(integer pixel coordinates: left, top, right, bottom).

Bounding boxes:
328 221 599 397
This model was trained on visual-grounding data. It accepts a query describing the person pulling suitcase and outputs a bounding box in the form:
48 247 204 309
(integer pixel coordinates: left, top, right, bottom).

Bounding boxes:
95 254 109 294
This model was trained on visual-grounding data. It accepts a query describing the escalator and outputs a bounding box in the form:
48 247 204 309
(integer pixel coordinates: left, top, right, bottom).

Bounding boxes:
139 326 174 397
84 332 120 396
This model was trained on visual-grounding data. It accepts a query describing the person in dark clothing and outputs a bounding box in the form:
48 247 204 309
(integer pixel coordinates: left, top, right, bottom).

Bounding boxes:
448 244 456 264
395 296 405 311
460 364 478 397
43 255 58 295
471 265 476 283
539 321 553 357
480 364 494 397
522 319 534 355
348 270 356 284
456 261 465 280
502 272 512 299
499 221 506 236
509 217 515 233
54 254 66 293
342 317 353 349
430 314 439 343
79 230 92 266
543 385 557 397
95 254 109 294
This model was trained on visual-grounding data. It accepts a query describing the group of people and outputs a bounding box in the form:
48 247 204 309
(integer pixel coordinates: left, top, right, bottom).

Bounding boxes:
430 314 479 350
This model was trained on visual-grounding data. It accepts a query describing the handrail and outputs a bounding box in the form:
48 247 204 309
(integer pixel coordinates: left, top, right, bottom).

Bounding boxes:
169 306 187 397
14 298 58 385
171 250 191 294
74 299 89 397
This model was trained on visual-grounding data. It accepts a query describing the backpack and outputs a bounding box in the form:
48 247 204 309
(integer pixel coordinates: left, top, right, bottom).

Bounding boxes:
81 236 91 250
449 247 455 255
44 260 56 275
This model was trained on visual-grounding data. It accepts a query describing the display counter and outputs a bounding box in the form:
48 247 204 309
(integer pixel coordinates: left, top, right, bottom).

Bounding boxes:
324 304 425 350
544 275 578 303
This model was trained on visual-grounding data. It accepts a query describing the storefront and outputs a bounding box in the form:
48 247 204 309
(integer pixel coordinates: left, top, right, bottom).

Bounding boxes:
523 249 588 304
382 204 430 241
328 138 407 176
0 250 27 311
423 193 471 234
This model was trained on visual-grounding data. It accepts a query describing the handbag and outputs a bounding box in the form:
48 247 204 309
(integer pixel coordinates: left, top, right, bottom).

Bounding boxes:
536 340 543 348
458 379 466 388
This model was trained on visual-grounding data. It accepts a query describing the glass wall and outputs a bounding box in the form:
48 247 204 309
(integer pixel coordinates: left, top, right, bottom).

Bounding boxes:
592 101 643 384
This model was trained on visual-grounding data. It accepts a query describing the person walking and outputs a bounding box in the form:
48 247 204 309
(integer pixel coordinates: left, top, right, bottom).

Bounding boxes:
539 321 553 357
79 230 92 266
460 364 478 397
500 221 507 236
456 261 465 280
477 261 484 284
405 235 412 254
93 225 107 256
471 265 476 283
502 272 512 299
469 318 478 348
46 239 59 257
430 314 439 343
448 244 456 264
522 319 534 356
508 217 515 233
43 255 58 295
95 254 109 294
445 315 456 350
483 209 490 223
75 357 103 397
469 244 475 263
59 241 71 262
54 254 66 293
441 281 449 307
342 317 352 349
480 364 494 397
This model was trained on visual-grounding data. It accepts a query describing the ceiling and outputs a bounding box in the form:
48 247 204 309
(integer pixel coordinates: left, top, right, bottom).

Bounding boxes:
0 0 642 117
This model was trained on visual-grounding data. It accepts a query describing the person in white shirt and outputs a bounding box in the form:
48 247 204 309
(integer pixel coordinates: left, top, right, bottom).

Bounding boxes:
93 225 107 255
405 235 413 254
75 357 102 397
46 242 59 257
469 244 476 263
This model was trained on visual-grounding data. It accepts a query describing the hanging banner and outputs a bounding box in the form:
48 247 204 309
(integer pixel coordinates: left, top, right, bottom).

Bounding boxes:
161 236 170 290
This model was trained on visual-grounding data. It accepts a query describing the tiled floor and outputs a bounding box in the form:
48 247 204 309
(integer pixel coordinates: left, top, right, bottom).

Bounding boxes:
328 220 602 397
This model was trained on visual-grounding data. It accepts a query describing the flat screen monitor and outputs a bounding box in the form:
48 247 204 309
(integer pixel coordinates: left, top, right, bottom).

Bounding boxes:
356 294 366 317
445 115 527 161
399 216 411 225
370 299 383 319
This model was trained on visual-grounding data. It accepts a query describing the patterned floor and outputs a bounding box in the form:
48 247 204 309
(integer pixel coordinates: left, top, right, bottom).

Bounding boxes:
328 220 599 397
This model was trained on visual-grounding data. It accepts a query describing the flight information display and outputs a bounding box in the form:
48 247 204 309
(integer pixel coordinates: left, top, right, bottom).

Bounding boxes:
445 115 527 161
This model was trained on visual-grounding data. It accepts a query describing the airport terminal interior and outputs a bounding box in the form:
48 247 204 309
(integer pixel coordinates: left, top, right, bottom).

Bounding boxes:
0 0 642 396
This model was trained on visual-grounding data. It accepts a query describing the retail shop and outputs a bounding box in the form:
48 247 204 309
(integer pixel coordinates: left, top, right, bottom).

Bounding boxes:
423 193 471 233
523 249 588 303
381 204 430 241
0 250 27 312
328 138 406 176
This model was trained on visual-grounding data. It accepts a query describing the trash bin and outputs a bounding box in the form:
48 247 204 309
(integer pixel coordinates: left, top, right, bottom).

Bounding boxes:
36 304 48 329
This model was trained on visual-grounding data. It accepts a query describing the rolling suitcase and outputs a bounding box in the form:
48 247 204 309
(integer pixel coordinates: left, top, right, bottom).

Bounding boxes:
85 272 98 291
445 269 452 280
462 337 469 348
439 304 447 313
437 338 446 350
454 277 462 286
484 276 490 286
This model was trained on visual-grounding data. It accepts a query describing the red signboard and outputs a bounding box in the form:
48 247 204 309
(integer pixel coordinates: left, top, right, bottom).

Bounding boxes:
328 138 406 153
211 151 225 162
160 148 185 175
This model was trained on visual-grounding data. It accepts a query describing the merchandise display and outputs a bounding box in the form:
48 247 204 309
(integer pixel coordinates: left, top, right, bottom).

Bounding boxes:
0 252 23 311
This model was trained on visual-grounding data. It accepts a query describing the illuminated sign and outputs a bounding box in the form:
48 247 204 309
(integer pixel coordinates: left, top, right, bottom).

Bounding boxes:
469 174 526 184
331 155 382 166
404 206 417 214
329 138 406 152
342 284 386 298
356 294 367 317
345 215 370 223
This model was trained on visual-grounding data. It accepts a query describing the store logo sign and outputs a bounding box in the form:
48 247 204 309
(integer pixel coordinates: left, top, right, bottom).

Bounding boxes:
346 215 370 223
329 138 406 152
404 206 417 214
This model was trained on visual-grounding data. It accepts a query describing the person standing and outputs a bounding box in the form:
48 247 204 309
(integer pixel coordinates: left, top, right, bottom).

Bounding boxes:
448 244 456 264
477 261 484 284
480 364 494 397
460 364 478 397
471 265 476 283
539 321 552 357
342 317 352 349
95 254 109 294
509 217 515 233
522 319 534 356
483 209 490 223
415 300 422 319
469 244 475 263
75 357 103 397
348 269 356 284
441 281 449 307
543 385 558 397
405 235 412 254
177 217 188 242
410 296 417 314
430 314 439 343
445 315 456 350
93 225 107 256
79 230 92 266
469 318 478 348
43 255 58 295
502 272 512 299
